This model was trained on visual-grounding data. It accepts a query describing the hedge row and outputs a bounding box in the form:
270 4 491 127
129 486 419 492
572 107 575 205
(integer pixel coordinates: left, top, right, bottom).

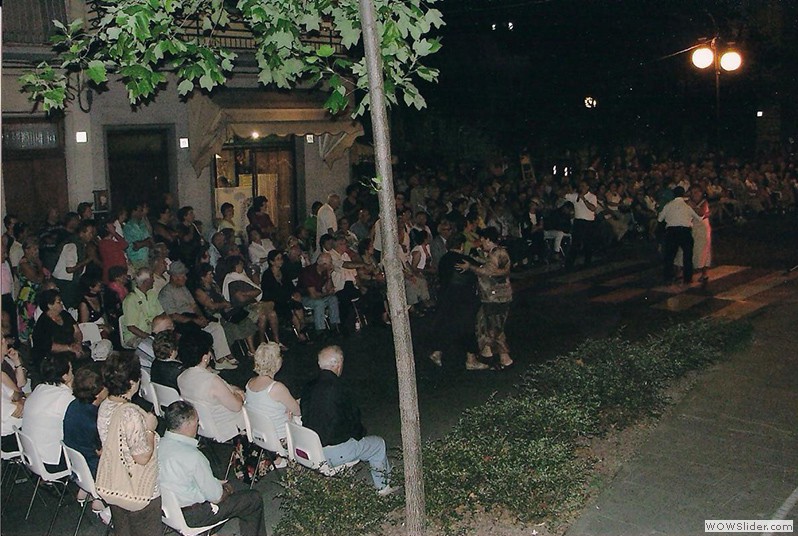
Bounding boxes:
275 319 752 535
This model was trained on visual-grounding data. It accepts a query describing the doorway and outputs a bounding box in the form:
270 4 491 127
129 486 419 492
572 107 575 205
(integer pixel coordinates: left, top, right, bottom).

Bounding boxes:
2 119 69 226
213 137 296 240
106 127 173 212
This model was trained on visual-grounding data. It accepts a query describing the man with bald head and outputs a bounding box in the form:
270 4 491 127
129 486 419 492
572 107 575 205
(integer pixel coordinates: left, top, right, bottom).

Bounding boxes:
301 345 394 495
135 313 176 370
298 252 341 335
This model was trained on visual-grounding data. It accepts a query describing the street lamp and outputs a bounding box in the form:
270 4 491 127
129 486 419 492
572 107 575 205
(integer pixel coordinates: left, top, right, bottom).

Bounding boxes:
691 37 742 147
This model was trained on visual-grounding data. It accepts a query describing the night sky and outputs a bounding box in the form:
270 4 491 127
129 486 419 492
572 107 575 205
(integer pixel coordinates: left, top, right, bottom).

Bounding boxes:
395 0 798 159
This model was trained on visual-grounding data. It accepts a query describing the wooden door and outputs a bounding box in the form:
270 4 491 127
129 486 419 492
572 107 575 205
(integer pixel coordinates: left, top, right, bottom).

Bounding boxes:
2 119 69 227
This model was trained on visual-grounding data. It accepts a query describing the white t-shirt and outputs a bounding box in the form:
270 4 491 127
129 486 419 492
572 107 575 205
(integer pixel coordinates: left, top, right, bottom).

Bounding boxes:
565 192 598 221
657 198 701 228
329 249 357 292
1 380 22 437
22 383 74 464
316 203 338 246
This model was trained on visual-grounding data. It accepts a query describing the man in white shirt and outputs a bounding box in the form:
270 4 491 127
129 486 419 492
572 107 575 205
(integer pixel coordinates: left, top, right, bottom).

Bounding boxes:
158 401 265 536
658 186 702 284
330 234 365 328
316 194 341 249
564 180 599 268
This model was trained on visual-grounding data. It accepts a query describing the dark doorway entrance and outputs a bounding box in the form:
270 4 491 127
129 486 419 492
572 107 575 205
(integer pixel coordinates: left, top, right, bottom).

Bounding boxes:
106 127 172 212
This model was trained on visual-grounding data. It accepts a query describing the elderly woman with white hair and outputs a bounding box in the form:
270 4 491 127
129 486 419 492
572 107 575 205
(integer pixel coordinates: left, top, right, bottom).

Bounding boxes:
244 342 300 440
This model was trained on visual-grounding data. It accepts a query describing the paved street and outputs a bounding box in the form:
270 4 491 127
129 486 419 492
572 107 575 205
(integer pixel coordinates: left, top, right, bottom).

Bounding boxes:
566 278 798 536
2 217 797 535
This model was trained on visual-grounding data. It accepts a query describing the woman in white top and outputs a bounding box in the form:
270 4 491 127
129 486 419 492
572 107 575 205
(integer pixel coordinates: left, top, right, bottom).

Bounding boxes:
1 336 24 452
176 330 245 442
245 342 300 440
21 351 74 470
247 227 275 275
405 230 432 315
220 255 284 349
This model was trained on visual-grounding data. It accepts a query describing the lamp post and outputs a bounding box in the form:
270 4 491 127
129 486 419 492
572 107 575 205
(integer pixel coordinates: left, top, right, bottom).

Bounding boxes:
691 37 742 148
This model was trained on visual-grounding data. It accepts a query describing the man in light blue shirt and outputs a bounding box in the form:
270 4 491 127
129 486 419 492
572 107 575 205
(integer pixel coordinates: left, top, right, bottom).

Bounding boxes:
158 401 265 535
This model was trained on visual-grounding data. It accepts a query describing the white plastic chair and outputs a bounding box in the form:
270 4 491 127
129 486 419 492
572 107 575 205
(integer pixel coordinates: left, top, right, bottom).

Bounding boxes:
285 421 358 476
17 431 71 536
63 444 108 536
118 315 135 350
139 368 162 417
152 382 182 410
160 487 229 536
1 433 24 505
242 406 287 488
184 398 242 479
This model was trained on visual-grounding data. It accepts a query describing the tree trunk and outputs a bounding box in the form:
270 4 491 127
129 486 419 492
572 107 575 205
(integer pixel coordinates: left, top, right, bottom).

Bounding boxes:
357 1 426 534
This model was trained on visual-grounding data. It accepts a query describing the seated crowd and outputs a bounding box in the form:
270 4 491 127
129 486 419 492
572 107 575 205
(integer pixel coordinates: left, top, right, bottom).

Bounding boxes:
1 145 795 533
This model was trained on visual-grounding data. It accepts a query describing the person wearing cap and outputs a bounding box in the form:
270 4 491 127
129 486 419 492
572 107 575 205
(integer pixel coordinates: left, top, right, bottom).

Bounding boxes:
158 260 237 370
456 226 513 370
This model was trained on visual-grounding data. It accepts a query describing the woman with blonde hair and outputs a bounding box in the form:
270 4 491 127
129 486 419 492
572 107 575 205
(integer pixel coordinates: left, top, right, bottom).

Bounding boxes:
245 342 300 440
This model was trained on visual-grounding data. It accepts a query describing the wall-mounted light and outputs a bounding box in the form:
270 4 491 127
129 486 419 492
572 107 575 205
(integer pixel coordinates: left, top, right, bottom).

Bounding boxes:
179 137 190 148
75 131 88 143
756 111 764 117
306 134 315 143
251 132 260 139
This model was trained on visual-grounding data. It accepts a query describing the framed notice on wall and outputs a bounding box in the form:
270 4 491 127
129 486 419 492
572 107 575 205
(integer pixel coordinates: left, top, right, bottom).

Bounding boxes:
93 189 110 213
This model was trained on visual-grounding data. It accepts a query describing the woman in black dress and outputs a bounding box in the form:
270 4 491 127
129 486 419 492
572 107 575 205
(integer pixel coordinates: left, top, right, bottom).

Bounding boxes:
428 233 488 370
31 288 85 373
260 250 306 342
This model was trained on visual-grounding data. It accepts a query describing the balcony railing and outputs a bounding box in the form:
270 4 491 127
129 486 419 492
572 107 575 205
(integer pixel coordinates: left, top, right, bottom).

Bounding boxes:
86 2 344 55
3 0 68 46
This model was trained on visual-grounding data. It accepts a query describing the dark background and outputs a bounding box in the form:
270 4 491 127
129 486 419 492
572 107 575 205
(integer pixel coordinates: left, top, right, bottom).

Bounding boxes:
389 0 798 164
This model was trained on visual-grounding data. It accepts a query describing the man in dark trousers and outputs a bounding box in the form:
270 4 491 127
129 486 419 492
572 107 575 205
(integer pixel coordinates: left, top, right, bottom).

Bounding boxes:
158 401 266 536
301 345 395 495
564 180 599 269
658 186 702 284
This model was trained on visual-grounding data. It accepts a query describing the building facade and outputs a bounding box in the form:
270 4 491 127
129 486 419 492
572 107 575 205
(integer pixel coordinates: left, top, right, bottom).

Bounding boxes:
2 0 362 237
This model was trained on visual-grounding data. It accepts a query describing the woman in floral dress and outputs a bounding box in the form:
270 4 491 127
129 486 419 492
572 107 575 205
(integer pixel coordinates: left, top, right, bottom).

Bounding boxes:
16 238 49 343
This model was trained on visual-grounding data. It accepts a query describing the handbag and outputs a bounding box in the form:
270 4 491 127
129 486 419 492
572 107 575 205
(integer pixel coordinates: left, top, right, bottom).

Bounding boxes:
95 403 159 511
221 307 248 324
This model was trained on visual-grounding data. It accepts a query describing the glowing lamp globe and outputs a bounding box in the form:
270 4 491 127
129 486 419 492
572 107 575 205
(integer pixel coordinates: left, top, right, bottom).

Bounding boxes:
720 51 742 71
691 47 714 69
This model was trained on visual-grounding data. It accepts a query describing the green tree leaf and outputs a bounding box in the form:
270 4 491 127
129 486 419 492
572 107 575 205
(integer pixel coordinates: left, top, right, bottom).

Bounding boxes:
316 44 335 58
86 60 108 84
177 79 194 95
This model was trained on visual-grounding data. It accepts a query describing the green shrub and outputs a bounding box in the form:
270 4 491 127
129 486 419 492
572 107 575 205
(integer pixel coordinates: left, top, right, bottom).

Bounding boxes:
275 462 402 536
276 319 752 535
453 394 599 444
423 434 591 526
